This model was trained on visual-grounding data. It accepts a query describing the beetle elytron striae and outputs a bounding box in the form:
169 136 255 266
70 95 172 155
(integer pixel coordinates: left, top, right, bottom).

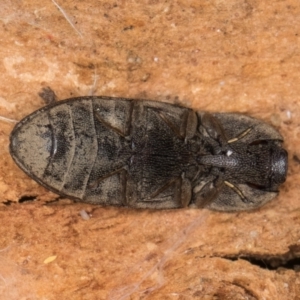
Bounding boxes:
9 90 288 211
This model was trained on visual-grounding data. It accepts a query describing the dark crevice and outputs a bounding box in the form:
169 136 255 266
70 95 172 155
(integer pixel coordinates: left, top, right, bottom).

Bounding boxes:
223 256 300 271
44 198 60 205
2 200 14 206
19 195 37 203
220 244 300 272
2 196 73 206
43 197 72 205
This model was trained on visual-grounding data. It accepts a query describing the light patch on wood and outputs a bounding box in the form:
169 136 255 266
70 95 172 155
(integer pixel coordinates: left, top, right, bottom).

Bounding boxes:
43 255 57 264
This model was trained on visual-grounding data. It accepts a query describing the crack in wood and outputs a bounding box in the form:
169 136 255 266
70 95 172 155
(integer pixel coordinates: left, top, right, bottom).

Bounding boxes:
219 245 300 271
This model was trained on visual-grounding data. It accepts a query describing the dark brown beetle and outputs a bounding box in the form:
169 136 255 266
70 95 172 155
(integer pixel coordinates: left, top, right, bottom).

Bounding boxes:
9 89 288 211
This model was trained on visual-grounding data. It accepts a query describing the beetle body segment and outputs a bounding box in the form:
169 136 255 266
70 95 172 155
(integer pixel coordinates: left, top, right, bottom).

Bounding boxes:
10 97 287 211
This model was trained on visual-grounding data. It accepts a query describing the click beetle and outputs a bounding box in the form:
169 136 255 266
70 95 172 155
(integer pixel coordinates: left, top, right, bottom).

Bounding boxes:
9 89 288 211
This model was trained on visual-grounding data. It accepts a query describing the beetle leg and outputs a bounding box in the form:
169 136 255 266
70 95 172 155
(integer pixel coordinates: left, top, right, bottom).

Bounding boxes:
145 177 180 200
202 113 228 146
87 167 128 206
180 177 192 207
119 169 129 206
148 176 192 208
156 110 188 140
223 180 249 203
156 108 198 142
127 176 192 209
227 127 253 144
185 110 198 140
193 179 223 208
87 168 127 188
202 113 254 145
94 111 127 137
193 178 254 209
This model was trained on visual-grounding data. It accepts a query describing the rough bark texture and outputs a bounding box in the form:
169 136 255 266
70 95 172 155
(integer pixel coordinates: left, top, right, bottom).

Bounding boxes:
0 0 299 299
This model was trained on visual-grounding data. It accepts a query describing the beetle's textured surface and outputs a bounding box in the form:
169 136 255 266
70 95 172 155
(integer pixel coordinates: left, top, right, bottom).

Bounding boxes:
9 97 288 211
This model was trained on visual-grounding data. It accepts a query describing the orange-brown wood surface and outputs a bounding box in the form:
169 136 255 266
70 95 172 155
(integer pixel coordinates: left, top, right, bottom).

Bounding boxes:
0 1 299 299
